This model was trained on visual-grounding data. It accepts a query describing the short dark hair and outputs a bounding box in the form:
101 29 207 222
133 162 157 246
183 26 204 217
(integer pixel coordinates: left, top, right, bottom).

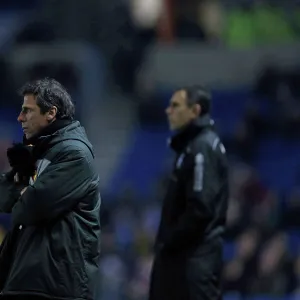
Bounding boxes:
19 78 75 120
176 85 211 115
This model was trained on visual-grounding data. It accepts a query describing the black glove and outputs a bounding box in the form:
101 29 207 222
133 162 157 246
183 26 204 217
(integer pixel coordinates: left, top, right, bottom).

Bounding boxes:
6 143 36 179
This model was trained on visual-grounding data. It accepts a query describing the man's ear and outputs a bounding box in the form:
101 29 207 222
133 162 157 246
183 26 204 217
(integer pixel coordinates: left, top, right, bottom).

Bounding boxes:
47 106 58 122
192 104 201 117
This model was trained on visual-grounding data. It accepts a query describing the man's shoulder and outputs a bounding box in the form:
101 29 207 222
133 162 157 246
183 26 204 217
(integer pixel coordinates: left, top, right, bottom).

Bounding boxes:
189 129 223 156
46 138 94 162
61 139 92 152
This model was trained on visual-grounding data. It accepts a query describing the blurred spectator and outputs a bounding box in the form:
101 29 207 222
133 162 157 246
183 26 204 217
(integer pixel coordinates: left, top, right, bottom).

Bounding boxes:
174 0 206 41
224 120 255 162
129 0 162 31
224 1 297 48
250 233 294 296
198 0 225 43
254 65 300 138
223 228 260 295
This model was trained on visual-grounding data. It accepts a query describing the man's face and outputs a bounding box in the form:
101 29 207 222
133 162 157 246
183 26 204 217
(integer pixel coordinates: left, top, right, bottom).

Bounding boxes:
165 90 199 131
17 94 52 139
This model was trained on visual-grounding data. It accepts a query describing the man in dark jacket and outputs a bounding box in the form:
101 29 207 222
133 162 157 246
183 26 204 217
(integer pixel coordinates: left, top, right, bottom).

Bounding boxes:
0 78 101 300
149 86 229 300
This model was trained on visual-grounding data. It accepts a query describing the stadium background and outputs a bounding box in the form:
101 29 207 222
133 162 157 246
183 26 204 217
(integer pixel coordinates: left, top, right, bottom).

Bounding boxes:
0 0 299 299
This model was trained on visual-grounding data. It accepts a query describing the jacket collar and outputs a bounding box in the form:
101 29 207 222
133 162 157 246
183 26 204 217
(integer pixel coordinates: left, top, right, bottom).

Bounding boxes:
23 119 73 146
24 119 74 159
169 114 214 153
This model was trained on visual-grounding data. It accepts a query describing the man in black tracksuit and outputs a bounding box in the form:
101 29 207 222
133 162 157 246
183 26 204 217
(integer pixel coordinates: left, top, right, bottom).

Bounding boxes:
0 78 101 300
149 86 229 300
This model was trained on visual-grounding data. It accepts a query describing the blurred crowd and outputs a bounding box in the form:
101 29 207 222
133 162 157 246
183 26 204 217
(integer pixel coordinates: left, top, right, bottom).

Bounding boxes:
1 0 298 98
115 0 300 94
225 65 300 163
223 164 300 297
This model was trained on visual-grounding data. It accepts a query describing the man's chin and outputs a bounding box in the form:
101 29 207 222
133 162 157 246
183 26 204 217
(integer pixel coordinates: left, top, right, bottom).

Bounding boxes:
169 124 180 131
24 133 33 140
168 122 175 130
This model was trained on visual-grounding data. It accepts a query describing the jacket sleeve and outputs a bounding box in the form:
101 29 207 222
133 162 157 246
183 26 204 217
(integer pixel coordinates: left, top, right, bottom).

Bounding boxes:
0 173 23 213
11 148 95 226
162 143 218 254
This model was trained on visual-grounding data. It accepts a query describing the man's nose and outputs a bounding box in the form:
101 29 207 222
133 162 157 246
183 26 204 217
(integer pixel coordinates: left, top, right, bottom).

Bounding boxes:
17 113 24 123
165 107 171 115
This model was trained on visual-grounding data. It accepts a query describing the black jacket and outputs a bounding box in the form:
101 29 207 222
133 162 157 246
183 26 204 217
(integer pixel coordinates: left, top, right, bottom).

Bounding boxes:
0 121 101 300
150 115 229 300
